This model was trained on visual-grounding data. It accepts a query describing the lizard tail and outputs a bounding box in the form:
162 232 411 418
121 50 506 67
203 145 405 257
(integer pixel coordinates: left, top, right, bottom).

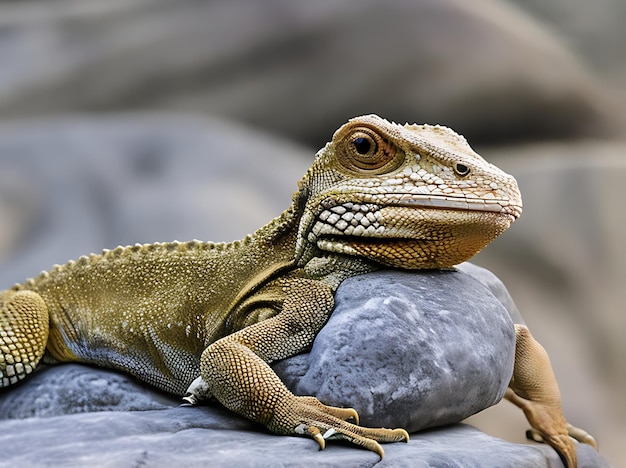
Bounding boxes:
0 290 49 387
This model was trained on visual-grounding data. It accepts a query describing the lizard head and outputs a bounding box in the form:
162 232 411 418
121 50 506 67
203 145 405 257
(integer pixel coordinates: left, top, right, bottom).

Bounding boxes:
294 114 522 270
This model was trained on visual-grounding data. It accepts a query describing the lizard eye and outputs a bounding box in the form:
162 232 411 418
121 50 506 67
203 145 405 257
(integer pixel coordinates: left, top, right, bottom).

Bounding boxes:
336 127 401 174
454 163 471 177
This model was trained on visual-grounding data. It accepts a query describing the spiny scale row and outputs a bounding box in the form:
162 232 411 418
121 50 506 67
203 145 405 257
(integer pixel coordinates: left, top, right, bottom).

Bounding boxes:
16 237 257 289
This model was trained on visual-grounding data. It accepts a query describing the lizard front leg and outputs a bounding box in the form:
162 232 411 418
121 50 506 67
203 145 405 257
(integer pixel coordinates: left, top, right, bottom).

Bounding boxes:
506 324 597 468
200 278 408 458
0 290 49 387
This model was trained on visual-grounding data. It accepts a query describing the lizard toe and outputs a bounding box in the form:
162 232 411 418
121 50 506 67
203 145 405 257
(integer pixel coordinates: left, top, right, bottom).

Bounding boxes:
526 429 577 468
297 396 359 424
295 421 386 458
295 424 326 450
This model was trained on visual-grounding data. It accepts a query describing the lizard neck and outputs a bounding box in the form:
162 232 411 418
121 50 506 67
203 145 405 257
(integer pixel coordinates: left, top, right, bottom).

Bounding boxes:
248 199 302 263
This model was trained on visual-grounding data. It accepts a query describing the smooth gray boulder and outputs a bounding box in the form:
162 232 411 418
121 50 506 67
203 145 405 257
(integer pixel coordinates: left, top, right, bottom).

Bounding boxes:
274 268 515 432
0 409 606 468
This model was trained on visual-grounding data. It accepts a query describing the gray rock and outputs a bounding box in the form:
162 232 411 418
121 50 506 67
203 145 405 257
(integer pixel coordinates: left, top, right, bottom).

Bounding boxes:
0 364 175 419
456 261 524 325
0 114 310 287
0 0 614 145
0 409 608 468
274 269 515 432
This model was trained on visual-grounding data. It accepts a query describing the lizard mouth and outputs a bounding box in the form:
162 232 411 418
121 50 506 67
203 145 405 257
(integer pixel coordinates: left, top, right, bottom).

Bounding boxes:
312 201 518 268
363 193 522 219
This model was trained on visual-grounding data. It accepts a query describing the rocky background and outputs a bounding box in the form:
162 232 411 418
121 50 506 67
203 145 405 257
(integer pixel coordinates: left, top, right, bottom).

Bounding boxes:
0 0 624 465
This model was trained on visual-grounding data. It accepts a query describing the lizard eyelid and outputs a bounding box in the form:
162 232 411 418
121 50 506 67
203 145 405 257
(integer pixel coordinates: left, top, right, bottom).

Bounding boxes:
335 127 400 174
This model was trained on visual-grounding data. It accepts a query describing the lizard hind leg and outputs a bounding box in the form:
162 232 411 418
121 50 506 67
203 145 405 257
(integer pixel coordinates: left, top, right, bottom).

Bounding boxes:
0 290 49 387
506 324 597 468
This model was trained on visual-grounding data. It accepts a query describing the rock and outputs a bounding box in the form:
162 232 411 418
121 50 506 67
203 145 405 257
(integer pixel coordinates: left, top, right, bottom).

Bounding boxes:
456 261 525 325
510 0 626 81
0 365 175 419
0 410 608 468
274 268 515 432
0 0 614 146
0 268 609 466
0 114 310 287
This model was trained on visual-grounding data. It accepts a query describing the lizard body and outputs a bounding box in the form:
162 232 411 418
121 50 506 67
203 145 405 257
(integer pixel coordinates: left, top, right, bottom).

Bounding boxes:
0 115 594 465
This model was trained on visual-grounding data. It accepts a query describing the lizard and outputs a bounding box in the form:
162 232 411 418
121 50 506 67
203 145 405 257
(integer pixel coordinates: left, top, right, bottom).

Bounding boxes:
0 114 596 466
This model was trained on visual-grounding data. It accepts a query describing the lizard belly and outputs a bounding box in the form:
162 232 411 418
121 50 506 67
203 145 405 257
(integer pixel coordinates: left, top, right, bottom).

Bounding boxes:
45 300 213 395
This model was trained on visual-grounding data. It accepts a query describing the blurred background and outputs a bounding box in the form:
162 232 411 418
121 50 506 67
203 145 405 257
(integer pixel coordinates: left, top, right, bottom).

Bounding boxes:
0 0 624 464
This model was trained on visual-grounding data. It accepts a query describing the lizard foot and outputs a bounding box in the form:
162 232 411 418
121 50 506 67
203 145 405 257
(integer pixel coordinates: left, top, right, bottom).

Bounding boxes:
274 395 409 459
505 325 599 467
505 388 581 467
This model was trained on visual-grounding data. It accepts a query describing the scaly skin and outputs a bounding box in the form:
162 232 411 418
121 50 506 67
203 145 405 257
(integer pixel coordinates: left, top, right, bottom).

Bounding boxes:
0 115 595 463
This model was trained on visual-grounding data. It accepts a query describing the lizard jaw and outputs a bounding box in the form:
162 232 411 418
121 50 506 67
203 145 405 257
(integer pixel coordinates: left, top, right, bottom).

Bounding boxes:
316 236 486 269
313 207 515 269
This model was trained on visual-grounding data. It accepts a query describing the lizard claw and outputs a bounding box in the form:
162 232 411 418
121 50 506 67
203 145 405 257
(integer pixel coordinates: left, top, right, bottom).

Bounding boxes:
296 425 326 450
295 422 390 458
566 423 598 450
278 395 409 459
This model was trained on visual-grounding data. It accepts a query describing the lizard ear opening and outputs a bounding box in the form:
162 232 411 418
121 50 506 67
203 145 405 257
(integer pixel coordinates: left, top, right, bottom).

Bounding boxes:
335 127 403 175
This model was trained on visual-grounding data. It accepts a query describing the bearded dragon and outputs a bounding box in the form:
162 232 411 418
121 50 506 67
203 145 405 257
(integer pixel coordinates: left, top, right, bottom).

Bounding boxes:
0 115 595 466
